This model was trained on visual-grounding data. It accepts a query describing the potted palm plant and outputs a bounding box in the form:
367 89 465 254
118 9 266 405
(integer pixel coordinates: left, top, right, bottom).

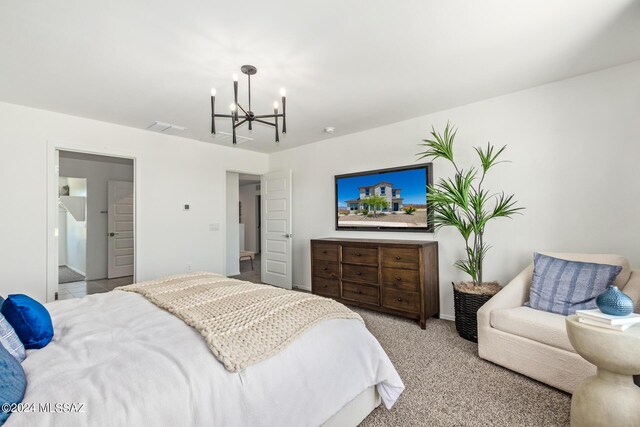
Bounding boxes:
418 123 523 342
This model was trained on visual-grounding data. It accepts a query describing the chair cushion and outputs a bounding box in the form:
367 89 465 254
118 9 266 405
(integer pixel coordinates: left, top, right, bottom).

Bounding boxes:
0 343 26 424
541 252 630 288
0 314 25 362
490 306 574 353
1 295 54 349
528 253 622 315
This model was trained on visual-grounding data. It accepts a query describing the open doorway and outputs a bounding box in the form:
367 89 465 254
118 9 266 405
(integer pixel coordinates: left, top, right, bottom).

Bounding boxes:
56 151 135 300
226 172 262 283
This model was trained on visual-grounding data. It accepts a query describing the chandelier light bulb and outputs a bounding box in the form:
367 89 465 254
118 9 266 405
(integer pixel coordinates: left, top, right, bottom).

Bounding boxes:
273 101 279 109
232 73 238 82
280 88 286 97
230 103 236 111
210 88 216 96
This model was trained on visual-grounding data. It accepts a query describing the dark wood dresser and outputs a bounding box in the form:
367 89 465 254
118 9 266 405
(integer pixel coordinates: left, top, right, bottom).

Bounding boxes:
310 238 439 329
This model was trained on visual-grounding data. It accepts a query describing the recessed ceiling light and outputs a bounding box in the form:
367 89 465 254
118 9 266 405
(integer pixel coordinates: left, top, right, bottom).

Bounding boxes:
324 127 335 134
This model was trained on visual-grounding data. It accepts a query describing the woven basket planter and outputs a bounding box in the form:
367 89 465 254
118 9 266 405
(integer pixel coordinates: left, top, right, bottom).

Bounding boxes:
452 283 495 343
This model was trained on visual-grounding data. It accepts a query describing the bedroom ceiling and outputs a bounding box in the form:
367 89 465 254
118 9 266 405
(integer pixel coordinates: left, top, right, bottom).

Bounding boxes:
0 0 639 153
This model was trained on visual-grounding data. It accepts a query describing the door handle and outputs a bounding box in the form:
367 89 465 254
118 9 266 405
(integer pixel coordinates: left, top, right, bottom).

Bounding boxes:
109 232 119 237
283 233 293 238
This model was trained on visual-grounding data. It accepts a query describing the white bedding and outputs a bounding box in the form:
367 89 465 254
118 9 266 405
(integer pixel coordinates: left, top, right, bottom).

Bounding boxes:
7 291 404 427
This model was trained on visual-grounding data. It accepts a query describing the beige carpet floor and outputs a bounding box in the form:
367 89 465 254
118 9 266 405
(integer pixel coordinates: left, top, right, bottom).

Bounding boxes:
355 308 571 427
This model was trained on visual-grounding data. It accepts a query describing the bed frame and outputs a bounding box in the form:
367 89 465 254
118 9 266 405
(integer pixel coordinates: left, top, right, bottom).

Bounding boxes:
321 386 380 427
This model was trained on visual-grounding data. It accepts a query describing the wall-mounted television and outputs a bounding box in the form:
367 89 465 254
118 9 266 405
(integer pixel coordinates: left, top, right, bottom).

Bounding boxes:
335 163 433 232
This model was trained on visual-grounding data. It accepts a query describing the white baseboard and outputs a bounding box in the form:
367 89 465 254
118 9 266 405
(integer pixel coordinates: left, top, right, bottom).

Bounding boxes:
439 313 455 322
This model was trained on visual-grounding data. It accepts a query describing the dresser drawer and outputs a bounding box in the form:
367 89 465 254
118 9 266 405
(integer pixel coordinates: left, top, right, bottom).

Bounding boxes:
342 263 378 284
381 247 420 270
342 282 379 305
342 246 378 265
382 268 420 292
312 243 339 262
312 277 340 298
313 260 339 279
382 288 420 313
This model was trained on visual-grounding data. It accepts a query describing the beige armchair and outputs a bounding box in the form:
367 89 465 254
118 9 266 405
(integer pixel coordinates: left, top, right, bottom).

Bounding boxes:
477 253 640 393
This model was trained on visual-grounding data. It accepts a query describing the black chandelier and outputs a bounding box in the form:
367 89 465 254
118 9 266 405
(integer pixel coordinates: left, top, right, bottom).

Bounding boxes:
210 65 286 144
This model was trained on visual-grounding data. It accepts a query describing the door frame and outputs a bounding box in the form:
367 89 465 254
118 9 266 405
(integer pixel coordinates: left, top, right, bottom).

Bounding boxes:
224 170 263 277
46 140 139 302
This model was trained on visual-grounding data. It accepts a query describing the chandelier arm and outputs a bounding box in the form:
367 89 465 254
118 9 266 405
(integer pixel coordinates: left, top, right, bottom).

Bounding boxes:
233 119 248 129
252 119 276 127
213 113 235 118
252 114 284 119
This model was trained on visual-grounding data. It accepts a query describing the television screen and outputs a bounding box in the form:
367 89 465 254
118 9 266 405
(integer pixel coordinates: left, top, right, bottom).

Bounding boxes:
335 163 433 231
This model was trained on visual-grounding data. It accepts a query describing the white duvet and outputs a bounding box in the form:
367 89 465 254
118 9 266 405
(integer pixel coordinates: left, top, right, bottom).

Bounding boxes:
7 291 404 427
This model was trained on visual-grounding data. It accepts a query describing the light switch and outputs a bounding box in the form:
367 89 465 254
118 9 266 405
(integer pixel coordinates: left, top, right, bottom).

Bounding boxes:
183 203 191 211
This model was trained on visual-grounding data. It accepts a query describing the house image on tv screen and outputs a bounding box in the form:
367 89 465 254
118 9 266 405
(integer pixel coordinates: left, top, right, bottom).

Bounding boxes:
345 182 404 212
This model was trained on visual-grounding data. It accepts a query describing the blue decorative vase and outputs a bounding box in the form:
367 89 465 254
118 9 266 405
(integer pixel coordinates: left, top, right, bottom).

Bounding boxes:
596 285 634 316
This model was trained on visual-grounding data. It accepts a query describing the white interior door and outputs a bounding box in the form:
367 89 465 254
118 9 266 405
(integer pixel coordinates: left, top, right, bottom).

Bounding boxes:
108 180 134 278
261 170 292 289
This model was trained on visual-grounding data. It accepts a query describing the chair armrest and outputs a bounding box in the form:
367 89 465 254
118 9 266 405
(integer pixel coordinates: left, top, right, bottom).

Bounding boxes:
622 270 640 313
477 264 534 329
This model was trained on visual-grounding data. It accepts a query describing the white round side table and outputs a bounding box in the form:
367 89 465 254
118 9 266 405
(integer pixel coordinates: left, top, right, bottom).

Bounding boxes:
566 315 640 427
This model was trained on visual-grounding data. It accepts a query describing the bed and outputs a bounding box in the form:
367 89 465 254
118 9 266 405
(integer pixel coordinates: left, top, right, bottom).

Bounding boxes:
6 274 404 426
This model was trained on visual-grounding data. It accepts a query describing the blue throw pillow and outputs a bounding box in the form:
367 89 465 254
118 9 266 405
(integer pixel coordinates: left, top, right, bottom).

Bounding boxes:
1 295 54 349
0 343 26 424
528 253 622 315
0 314 25 362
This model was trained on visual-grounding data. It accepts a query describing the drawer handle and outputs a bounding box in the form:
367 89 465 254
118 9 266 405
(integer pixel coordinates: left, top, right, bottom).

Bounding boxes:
357 290 362 294
323 250 327 254
397 298 402 302
356 272 362 276
396 256 401 260
395 276 402 281
323 267 328 271
356 253 361 257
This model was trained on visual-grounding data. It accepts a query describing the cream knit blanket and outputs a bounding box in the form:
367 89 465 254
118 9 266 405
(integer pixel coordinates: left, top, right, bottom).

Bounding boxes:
117 272 362 372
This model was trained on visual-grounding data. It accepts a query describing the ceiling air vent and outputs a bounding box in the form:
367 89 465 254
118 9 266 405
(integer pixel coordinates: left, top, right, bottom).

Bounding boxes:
146 121 187 135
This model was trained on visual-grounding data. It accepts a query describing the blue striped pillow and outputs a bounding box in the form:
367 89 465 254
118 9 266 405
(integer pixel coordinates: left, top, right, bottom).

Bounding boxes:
0 314 25 363
0 342 26 424
528 253 622 315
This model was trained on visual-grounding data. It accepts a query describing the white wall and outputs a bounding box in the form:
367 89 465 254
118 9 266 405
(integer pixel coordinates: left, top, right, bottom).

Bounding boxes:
226 172 240 276
269 60 640 320
63 177 87 275
59 156 133 280
0 102 268 302
239 183 260 253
